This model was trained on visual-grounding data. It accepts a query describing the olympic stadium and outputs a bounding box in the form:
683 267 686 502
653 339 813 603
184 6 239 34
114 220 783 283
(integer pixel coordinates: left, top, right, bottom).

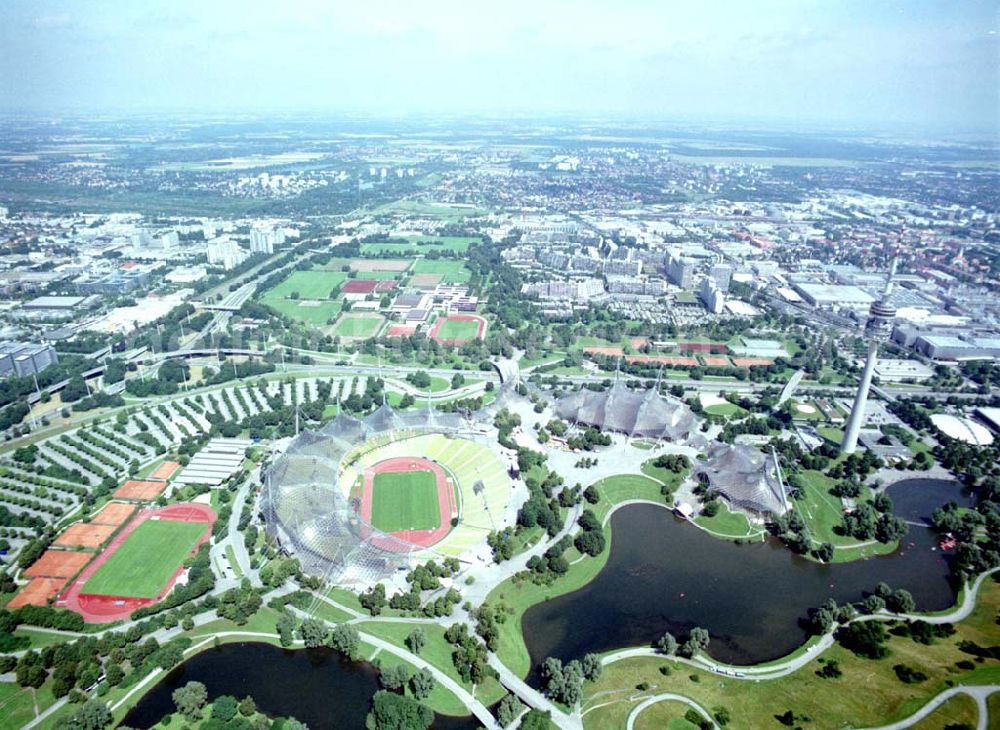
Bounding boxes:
260 399 515 586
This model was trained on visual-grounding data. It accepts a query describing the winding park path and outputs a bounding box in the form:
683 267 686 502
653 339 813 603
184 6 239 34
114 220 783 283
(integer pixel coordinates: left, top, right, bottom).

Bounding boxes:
624 693 718 730
860 685 999 730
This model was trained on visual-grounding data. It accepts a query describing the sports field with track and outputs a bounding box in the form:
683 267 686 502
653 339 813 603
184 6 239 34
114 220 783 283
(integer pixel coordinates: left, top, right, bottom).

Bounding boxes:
370 469 441 533
82 520 207 599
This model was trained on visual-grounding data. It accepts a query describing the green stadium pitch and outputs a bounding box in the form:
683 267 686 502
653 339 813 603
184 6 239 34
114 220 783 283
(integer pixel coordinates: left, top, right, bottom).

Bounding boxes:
370 469 442 533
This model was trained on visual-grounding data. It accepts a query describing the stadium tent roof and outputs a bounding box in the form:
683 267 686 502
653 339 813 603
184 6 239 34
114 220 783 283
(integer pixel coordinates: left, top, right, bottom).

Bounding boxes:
365 402 407 433
555 381 698 440
693 443 788 515
261 401 469 584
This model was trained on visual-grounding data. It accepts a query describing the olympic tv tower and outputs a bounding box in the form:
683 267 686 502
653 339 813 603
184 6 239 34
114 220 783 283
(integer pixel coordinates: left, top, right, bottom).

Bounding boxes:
840 257 898 454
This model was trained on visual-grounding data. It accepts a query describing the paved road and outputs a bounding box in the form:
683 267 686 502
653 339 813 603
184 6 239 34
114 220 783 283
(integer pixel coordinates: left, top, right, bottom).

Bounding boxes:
625 692 718 730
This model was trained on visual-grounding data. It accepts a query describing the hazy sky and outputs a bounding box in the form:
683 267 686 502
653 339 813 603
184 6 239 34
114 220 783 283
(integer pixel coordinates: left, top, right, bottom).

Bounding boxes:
1 0 997 133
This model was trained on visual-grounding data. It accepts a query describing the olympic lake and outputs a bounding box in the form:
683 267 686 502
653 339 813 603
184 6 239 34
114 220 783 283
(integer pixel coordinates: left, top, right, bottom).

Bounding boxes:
521 478 970 676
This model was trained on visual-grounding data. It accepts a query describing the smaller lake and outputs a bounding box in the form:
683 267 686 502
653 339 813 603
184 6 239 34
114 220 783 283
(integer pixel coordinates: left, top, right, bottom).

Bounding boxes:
885 478 977 526
122 642 478 730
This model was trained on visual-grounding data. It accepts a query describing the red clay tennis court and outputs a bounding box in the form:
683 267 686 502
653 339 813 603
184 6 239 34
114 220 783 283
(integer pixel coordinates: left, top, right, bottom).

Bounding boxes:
358 457 455 553
90 501 136 527
53 523 116 549
387 324 418 337
59 502 216 623
113 479 168 501
8 577 68 609
149 461 181 481
731 357 775 367
25 550 92 579
625 355 699 366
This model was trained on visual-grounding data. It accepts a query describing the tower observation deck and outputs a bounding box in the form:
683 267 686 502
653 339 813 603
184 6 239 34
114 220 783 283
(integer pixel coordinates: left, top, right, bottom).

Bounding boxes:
841 258 898 454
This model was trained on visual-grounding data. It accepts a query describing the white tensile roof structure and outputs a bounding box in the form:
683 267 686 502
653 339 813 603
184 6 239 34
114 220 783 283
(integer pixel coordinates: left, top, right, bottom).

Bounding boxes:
693 443 789 515
554 380 698 441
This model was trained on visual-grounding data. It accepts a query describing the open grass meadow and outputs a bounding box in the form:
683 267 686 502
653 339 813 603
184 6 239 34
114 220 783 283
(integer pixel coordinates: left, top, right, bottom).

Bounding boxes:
370 469 441 532
356 621 507 713
82 520 207 598
581 578 1000 730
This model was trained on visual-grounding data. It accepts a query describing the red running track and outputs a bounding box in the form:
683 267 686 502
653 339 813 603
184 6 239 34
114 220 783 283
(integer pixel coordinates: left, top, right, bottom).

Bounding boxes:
359 457 455 553
428 314 486 346
57 503 215 623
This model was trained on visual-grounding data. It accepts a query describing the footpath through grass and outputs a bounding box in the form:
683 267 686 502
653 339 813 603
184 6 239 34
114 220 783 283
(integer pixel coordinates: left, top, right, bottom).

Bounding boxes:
357 621 507 714
581 577 1000 730
83 520 206 598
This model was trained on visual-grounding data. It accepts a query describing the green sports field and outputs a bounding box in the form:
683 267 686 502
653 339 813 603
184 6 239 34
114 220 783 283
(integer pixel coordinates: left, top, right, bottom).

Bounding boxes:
434 318 481 341
410 258 471 283
370 470 441 533
332 313 385 339
259 269 347 323
82 520 207 599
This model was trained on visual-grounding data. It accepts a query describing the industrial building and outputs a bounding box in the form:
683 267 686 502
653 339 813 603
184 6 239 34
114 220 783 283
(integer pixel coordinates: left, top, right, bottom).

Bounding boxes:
0 342 59 377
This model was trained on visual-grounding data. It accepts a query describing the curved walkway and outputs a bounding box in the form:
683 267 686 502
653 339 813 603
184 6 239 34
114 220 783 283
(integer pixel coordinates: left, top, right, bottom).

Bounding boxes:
625 693 718 730
859 685 998 730
288 607 500 730
488 653 580 730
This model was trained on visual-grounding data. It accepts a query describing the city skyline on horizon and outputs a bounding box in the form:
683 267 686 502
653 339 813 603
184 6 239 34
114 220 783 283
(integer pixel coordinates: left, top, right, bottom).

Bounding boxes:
0 0 997 136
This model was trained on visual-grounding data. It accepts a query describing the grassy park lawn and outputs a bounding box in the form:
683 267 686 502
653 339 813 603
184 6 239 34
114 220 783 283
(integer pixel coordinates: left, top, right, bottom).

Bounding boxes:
632 701 704 730
581 578 1000 730
83 520 206 598
410 258 471 283
694 502 761 540
331 313 385 340
434 318 481 341
14 626 75 649
357 621 507 712
791 469 897 562
909 694 979 729
370 470 440 532
638 460 690 494
0 682 59 729
817 426 846 444
703 402 745 417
